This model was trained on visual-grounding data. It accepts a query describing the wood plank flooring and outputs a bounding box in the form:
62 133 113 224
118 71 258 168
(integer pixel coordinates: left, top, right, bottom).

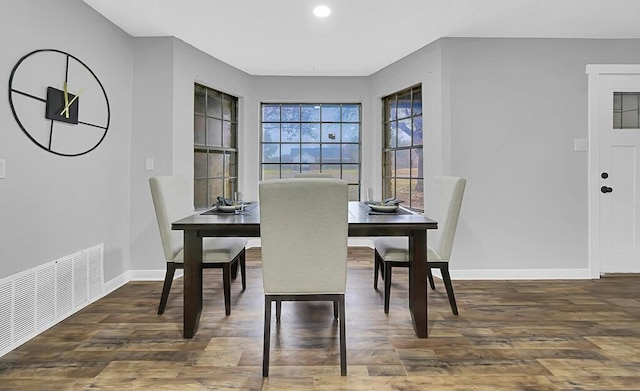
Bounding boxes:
1 247 640 390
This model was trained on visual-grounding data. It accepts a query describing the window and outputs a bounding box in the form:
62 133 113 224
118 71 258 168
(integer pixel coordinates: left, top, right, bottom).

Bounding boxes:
382 85 423 211
260 103 361 200
193 84 238 209
614 92 640 129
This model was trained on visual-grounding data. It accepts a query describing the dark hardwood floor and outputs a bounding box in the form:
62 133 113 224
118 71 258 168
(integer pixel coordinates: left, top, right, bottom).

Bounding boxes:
1 247 639 390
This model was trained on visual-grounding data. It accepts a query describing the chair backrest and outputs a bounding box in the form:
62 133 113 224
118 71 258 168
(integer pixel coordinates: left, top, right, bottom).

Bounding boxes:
259 178 348 295
425 176 466 260
149 176 195 262
294 173 333 178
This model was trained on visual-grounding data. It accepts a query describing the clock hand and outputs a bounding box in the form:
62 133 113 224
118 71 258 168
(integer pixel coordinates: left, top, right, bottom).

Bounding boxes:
63 82 70 118
60 87 84 117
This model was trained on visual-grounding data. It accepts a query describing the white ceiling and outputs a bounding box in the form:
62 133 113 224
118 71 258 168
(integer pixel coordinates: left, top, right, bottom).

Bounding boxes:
83 0 640 76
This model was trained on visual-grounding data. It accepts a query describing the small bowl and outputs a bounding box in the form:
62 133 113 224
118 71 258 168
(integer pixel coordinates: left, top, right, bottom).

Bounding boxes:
217 204 236 213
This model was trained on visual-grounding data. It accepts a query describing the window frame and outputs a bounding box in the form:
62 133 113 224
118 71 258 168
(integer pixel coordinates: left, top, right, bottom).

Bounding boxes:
260 103 362 200
381 84 424 211
193 84 239 209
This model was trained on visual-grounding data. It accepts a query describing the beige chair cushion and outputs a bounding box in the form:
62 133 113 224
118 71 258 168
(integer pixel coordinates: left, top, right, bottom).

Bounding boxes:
373 237 441 261
173 237 247 263
259 178 348 295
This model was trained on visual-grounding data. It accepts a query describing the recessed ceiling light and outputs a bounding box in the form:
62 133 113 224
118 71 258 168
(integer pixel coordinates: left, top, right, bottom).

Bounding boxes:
313 5 331 18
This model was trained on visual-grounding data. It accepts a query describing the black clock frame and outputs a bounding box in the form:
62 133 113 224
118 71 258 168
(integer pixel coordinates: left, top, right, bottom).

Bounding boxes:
8 49 111 157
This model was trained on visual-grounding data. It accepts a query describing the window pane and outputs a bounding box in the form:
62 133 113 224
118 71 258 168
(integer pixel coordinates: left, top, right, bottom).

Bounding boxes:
321 164 341 178
386 122 397 148
194 151 207 178
395 150 410 178
322 144 341 164
281 123 301 142
226 152 237 177
207 91 222 119
262 104 280 122
302 105 320 122
263 123 280 143
395 179 410 205
222 97 232 120
622 93 639 128
342 164 359 183
302 123 320 142
322 123 340 143
342 144 359 163
383 151 395 177
411 148 423 178
613 93 622 128
222 121 233 148
322 105 341 122
262 164 280 180
262 144 280 163
194 179 207 209
301 144 320 163
413 115 423 146
410 179 424 210
385 97 397 121
206 118 222 147
342 123 359 142
412 88 422 116
397 119 412 147
342 105 360 122
397 90 412 119
281 164 301 178
281 144 301 163
194 86 206 115
348 185 359 202
194 115 205 145
208 179 224 203
300 164 321 174
208 152 224 178
281 105 300 121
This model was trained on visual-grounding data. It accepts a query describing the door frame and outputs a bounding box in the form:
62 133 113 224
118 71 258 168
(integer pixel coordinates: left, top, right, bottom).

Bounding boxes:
586 64 640 278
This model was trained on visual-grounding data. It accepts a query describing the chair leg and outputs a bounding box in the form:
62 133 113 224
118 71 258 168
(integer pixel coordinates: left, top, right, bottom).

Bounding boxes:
262 297 272 377
338 295 347 376
223 264 232 316
383 262 393 314
231 260 239 280
158 262 176 315
373 251 380 290
427 268 436 290
333 300 339 319
440 264 459 315
275 300 282 323
240 250 246 291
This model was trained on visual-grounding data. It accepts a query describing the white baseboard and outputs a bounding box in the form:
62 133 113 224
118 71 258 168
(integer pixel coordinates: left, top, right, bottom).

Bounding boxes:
446 268 595 280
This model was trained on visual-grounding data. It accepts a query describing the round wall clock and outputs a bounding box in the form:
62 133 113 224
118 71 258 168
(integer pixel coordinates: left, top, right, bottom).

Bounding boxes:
8 49 110 157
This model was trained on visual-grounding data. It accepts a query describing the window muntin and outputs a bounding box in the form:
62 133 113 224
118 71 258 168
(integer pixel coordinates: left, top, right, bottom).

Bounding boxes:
382 85 423 211
194 84 238 209
260 103 361 200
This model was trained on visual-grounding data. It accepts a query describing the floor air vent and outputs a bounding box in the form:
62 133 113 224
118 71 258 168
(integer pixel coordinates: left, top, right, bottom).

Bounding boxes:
0 244 104 357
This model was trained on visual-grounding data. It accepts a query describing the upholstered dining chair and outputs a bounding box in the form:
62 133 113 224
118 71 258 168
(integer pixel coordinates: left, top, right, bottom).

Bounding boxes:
373 176 466 315
259 178 349 376
294 173 333 178
149 176 247 316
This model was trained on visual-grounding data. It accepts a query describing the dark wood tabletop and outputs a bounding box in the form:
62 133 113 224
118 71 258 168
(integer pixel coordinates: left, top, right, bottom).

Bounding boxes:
173 201 437 338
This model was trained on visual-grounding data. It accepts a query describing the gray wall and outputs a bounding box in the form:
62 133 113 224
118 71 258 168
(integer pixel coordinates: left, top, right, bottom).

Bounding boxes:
371 37 640 275
0 0 134 281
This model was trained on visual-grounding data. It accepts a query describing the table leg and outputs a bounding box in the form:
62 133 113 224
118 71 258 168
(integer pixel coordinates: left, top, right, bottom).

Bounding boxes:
183 231 203 338
408 229 428 337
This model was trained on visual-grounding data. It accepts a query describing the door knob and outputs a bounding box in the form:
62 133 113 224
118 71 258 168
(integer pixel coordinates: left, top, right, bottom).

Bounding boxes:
601 186 613 193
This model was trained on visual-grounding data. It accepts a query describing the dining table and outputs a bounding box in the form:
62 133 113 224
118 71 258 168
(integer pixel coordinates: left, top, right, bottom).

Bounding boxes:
172 201 438 338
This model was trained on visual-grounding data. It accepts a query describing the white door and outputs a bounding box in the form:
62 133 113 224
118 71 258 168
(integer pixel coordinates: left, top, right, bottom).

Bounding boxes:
588 65 640 275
